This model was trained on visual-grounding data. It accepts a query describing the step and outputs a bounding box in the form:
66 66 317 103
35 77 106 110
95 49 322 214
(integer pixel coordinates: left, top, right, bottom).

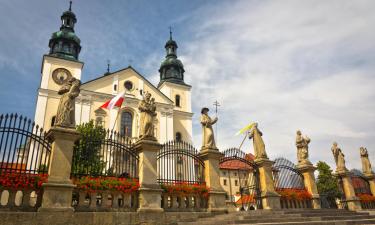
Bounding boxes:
239 218 375 225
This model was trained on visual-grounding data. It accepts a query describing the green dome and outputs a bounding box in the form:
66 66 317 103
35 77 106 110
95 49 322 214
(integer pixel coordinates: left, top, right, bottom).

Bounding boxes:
50 30 81 44
160 57 184 69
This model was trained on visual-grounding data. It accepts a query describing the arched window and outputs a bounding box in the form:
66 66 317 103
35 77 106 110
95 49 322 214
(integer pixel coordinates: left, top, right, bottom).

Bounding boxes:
175 132 182 142
175 95 181 107
120 111 133 137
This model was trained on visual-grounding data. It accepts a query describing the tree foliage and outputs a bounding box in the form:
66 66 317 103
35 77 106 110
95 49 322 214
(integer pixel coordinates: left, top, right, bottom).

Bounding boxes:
316 161 342 198
71 120 106 177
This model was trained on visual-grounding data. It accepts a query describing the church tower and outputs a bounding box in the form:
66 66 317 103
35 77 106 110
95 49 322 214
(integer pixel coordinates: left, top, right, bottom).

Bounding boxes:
34 2 84 130
158 30 193 142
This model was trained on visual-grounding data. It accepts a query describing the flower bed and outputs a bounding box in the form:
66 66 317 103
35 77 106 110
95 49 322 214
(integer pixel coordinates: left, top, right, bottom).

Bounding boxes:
276 188 312 200
72 176 139 193
161 183 209 198
357 193 375 203
0 172 48 191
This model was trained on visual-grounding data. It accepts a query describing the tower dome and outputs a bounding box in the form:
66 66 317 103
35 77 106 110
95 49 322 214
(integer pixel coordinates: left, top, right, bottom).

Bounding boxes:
158 29 186 87
48 1 81 61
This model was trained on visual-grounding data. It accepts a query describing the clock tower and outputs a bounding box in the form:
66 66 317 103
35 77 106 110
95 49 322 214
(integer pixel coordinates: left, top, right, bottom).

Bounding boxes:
34 2 84 129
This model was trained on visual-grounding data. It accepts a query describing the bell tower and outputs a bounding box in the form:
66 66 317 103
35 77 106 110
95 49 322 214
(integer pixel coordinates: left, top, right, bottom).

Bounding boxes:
34 1 84 130
158 29 193 142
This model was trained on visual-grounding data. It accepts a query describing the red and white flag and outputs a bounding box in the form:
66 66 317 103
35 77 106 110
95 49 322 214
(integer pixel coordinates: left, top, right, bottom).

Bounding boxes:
100 91 125 110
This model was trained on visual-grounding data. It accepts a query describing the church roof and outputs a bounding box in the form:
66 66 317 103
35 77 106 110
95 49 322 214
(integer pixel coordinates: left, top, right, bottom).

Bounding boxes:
81 66 173 104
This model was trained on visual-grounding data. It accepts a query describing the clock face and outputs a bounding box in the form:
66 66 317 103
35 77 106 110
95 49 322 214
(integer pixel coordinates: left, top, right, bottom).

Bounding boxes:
52 68 72 85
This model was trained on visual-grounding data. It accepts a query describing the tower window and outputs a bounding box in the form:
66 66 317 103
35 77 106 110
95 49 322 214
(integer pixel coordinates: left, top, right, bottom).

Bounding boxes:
120 111 133 137
223 179 227 186
175 95 181 107
51 116 56 127
124 81 133 91
175 132 182 142
114 84 117 91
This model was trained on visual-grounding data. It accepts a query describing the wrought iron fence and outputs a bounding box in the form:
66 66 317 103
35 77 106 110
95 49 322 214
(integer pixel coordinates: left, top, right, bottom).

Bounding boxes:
71 129 138 178
157 141 205 185
0 113 51 175
273 158 305 190
220 148 262 210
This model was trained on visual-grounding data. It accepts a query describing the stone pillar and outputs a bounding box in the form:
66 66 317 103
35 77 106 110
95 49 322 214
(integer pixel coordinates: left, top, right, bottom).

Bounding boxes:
38 126 80 212
134 139 164 213
335 170 362 211
254 158 281 209
363 173 375 196
199 148 227 213
297 163 321 209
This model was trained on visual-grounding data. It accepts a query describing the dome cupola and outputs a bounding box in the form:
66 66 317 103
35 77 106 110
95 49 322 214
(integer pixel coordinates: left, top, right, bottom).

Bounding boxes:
48 1 81 61
158 29 186 87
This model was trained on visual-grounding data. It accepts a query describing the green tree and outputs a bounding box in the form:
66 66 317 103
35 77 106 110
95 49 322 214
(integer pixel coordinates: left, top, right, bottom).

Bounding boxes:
71 120 106 177
316 161 342 198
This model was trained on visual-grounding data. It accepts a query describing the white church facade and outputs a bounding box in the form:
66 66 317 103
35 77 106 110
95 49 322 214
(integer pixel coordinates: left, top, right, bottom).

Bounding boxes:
33 5 193 144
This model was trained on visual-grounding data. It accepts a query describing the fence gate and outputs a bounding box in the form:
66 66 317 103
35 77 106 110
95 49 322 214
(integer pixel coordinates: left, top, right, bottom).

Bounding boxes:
350 169 374 209
219 148 262 210
157 141 206 211
273 158 312 209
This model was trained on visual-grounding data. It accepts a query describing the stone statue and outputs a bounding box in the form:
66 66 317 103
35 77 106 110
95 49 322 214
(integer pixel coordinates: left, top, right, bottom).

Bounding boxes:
360 147 373 174
296 130 311 165
200 107 218 149
138 92 157 140
248 123 268 159
331 142 347 172
55 77 80 128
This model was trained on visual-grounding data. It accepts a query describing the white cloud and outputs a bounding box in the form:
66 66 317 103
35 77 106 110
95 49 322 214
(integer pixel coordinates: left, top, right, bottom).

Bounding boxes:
180 0 375 171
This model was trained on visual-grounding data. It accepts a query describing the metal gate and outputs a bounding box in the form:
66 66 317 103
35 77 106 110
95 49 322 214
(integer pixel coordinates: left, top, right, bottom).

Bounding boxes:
219 148 262 210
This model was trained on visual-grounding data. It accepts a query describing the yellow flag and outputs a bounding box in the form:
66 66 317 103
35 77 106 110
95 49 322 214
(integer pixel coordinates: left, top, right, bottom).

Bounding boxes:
236 122 256 136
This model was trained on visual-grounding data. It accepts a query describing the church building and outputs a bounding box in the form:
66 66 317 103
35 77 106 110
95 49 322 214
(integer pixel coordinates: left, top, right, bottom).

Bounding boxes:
34 4 193 143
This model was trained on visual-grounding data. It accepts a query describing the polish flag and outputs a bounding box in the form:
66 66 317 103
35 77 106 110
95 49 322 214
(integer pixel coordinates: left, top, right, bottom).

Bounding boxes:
100 91 125 110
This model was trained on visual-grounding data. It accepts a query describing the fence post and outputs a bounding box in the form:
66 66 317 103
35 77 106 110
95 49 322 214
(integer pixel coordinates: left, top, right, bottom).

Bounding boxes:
38 126 80 212
254 158 281 209
297 163 321 209
134 139 164 213
363 173 375 197
335 171 362 211
199 147 227 213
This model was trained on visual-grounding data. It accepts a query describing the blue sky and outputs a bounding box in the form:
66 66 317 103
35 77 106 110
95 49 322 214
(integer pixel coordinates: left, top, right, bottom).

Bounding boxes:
1 0 375 170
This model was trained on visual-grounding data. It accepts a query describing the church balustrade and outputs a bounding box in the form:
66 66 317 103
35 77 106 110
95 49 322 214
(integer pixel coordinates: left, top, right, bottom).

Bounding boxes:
72 189 138 211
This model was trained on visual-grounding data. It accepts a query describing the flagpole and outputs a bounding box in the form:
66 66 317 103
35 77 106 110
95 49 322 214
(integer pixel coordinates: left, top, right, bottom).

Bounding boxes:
238 132 248 150
111 108 121 132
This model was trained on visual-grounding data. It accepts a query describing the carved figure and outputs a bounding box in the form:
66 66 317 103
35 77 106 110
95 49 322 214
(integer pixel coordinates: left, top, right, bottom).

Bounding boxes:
296 130 311 164
55 77 80 128
360 147 373 174
200 107 218 149
248 123 268 159
138 92 157 139
331 142 347 172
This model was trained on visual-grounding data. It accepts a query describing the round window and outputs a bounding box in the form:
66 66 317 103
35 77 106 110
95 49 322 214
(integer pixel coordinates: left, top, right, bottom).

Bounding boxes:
124 81 133 91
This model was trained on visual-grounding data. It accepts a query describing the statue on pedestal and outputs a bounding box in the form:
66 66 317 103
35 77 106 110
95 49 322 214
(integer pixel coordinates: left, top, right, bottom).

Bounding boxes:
55 77 81 128
296 130 311 165
138 92 157 140
200 107 218 149
248 123 268 159
360 147 373 174
331 142 347 172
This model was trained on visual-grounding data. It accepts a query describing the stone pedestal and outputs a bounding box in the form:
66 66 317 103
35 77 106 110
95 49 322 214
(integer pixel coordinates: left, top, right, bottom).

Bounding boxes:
297 163 321 209
38 126 80 212
335 170 362 211
254 158 281 209
199 147 227 213
134 139 164 213
363 173 375 196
